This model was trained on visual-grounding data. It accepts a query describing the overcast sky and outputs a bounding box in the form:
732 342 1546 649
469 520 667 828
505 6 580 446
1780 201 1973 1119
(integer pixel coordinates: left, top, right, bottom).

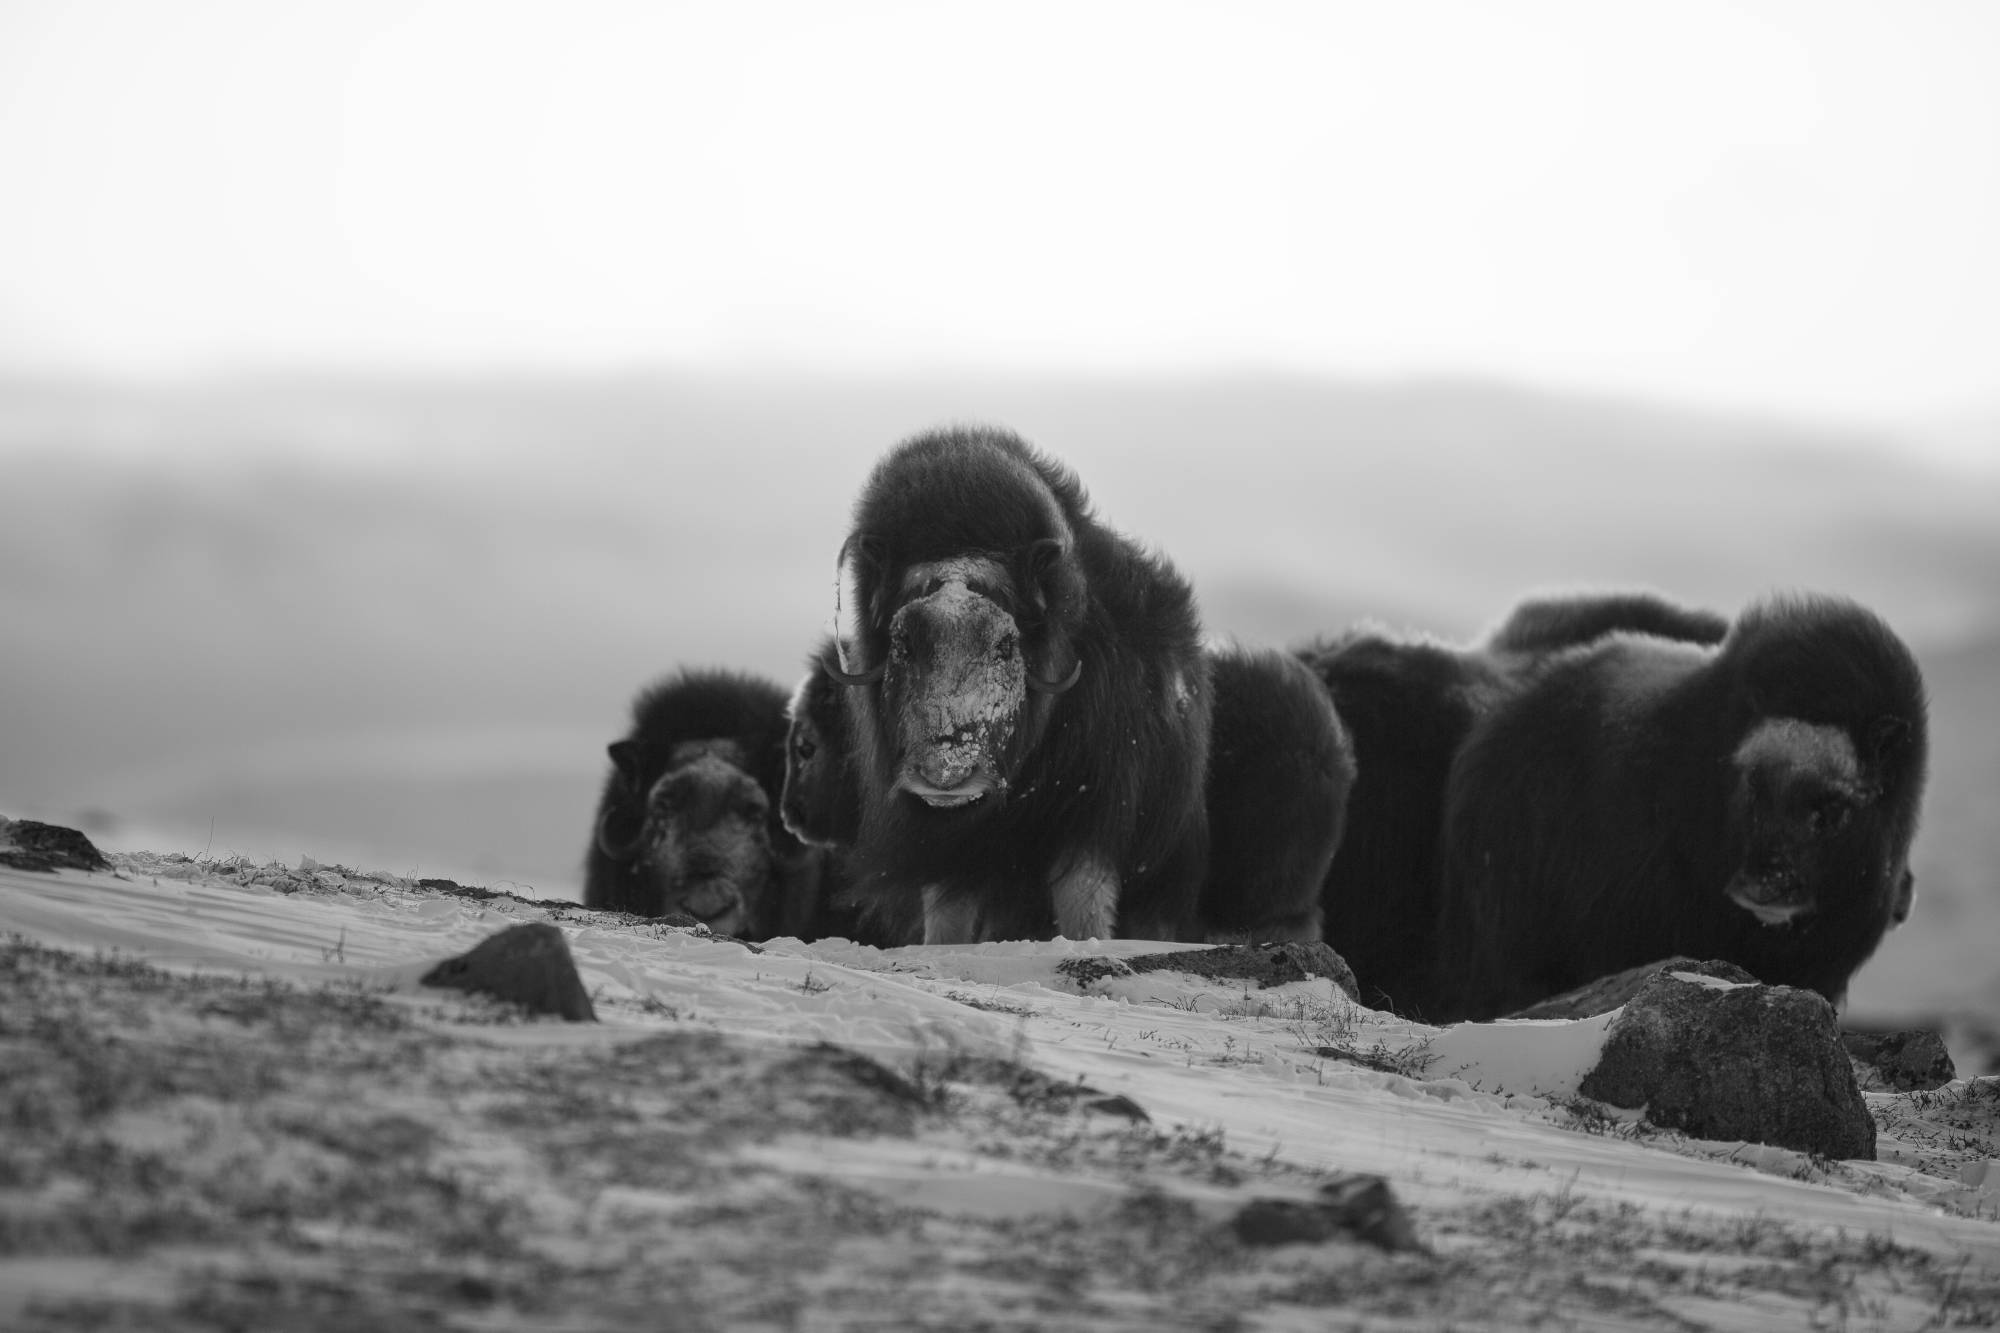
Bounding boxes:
1 1 1996 430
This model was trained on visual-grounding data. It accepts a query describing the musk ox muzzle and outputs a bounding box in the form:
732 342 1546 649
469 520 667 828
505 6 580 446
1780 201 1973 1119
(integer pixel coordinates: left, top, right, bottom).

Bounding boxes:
886 580 1029 807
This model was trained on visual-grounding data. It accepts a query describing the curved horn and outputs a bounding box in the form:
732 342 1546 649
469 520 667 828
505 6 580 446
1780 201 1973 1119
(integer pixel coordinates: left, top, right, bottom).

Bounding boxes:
1025 658 1083 694
595 806 646 862
820 642 887 688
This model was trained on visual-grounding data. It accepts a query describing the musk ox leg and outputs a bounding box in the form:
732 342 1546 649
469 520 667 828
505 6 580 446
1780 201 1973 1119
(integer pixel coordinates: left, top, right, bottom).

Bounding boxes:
1052 855 1120 941
921 886 983 945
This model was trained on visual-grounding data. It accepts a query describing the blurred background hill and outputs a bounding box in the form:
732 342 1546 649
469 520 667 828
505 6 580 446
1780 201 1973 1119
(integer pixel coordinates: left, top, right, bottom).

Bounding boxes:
2 372 1995 1030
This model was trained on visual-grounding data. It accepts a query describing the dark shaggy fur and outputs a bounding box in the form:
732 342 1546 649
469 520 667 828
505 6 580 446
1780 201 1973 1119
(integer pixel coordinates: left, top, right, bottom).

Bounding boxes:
1199 646 1356 943
1436 595 1929 1021
1300 589 1735 1018
790 637 1348 945
1485 589 1730 656
1297 630 1507 1017
779 641 919 947
835 427 1211 943
781 637 864 851
584 669 829 941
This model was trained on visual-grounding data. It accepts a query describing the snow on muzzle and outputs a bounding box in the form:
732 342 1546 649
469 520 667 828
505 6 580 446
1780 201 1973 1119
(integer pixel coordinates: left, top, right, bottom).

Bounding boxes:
887 581 1027 808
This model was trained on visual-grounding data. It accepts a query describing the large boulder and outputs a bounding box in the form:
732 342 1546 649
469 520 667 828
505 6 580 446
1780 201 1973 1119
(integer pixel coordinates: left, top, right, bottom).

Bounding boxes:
1578 971 1875 1160
420 923 597 1022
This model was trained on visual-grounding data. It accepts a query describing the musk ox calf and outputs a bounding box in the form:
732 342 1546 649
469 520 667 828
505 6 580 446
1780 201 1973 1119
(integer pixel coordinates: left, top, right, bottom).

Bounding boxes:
826 427 1212 944
584 669 827 940
1435 594 1928 1022
788 635 1352 945
1300 589 1731 1017
780 635 864 852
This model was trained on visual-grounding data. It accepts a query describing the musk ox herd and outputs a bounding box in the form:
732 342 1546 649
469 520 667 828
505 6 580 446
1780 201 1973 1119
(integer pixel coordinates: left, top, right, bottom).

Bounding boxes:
585 425 1930 1023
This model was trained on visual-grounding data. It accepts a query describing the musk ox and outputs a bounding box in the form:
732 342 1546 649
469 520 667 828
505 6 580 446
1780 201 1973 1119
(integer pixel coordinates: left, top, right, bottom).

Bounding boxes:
777 640 919 948
826 427 1212 944
780 635 864 852
1199 645 1355 944
1435 594 1928 1022
790 634 1351 945
1301 589 1733 1017
1297 630 1507 1016
584 669 826 940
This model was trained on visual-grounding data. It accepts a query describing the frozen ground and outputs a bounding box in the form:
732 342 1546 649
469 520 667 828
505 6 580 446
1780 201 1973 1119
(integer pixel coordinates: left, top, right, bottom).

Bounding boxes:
1 851 1996 1331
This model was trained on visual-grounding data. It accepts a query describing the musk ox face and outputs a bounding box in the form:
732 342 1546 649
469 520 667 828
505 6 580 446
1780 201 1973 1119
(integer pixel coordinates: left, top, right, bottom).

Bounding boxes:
832 542 1082 815
1724 718 1902 930
595 738 775 935
780 663 860 847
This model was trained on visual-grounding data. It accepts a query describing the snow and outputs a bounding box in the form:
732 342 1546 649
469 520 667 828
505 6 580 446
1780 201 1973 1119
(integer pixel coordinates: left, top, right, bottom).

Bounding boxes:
3 850 1997 1277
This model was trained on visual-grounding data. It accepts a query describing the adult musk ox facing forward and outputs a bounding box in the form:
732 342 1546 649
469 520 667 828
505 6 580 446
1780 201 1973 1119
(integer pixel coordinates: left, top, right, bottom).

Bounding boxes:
794 633 1348 945
585 669 822 939
1436 595 1928 1022
829 427 1212 944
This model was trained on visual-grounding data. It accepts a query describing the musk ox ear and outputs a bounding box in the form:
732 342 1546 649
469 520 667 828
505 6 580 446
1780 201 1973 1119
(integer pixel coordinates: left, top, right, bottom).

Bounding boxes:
1023 536 1083 623
607 739 649 785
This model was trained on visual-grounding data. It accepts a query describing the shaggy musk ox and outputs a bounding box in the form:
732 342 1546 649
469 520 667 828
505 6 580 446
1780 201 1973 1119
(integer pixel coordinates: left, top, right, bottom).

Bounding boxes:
1301 589 1731 1017
780 636 863 852
585 669 826 940
827 427 1212 944
791 633 1351 945
1436 595 1928 1022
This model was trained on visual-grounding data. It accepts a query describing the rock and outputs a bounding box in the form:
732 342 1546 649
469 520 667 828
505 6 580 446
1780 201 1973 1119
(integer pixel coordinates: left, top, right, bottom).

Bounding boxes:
1122 940 1359 1000
1842 1028 1957 1092
1506 957 1757 1021
1579 972 1874 1160
0 818 111 874
420 923 597 1022
1232 1173 1422 1252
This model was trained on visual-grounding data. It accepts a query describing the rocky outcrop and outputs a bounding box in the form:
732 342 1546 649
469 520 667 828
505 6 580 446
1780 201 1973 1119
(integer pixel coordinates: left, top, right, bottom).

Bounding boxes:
1842 1028 1957 1092
1579 971 1874 1160
0 817 111 874
1506 957 1757 1021
420 922 597 1021
1120 940 1359 999
1233 1174 1423 1252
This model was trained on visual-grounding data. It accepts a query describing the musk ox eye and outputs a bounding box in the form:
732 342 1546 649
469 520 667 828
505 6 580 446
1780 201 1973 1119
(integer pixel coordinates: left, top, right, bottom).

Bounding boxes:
1809 798 1852 834
795 735 818 761
996 629 1019 658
